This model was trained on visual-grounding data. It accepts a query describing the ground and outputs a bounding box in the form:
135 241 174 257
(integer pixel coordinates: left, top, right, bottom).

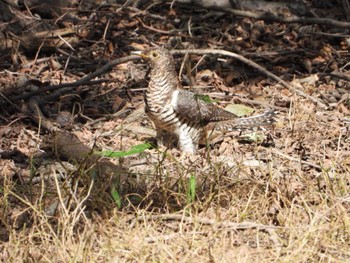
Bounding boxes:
0 1 350 262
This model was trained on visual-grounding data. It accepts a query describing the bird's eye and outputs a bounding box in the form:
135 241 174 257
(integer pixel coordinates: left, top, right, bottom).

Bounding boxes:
151 52 159 58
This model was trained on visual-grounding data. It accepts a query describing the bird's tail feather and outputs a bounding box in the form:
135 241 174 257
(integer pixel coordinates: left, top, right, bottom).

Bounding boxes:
214 110 278 131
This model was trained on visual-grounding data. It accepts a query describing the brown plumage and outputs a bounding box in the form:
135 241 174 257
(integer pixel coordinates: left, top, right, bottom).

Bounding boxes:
134 48 277 153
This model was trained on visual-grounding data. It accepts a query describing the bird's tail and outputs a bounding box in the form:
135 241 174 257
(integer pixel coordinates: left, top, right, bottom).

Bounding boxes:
214 110 278 131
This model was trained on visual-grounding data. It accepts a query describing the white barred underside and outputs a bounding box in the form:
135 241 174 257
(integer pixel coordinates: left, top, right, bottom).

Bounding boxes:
177 122 199 153
146 73 200 153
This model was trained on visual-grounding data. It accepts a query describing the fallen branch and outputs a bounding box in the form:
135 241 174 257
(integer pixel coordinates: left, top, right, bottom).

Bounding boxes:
172 49 329 109
133 213 277 230
6 55 139 104
222 8 350 29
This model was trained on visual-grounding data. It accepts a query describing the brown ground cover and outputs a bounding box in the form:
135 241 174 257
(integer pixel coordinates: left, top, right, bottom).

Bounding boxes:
0 1 349 261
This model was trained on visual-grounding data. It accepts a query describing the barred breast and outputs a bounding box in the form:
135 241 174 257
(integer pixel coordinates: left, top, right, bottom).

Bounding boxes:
145 75 202 153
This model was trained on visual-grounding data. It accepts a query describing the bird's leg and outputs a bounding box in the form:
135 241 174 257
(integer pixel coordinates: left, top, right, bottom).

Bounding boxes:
156 129 177 149
178 131 197 154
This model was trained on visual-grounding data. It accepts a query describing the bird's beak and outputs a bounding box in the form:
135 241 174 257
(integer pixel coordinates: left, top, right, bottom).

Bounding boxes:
131 50 149 59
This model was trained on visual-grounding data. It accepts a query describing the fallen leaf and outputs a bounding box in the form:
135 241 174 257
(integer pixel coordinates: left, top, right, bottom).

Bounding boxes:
224 104 255 117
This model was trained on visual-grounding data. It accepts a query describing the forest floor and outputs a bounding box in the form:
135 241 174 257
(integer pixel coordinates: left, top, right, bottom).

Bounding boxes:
0 1 349 262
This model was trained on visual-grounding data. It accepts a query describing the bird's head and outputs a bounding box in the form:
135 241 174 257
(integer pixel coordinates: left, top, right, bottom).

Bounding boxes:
132 48 174 69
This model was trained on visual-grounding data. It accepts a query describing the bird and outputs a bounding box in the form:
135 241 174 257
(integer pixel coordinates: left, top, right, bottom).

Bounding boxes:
133 48 277 154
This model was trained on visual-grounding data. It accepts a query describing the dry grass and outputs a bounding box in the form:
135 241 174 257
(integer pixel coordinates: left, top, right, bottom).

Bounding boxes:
1 97 349 262
1 2 350 262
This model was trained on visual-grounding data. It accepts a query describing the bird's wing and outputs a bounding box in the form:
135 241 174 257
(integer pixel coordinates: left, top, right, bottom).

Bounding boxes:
174 90 237 125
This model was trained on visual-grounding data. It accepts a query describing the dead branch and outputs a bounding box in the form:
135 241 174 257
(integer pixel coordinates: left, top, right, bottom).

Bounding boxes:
6 55 139 104
222 7 350 29
172 49 329 109
133 213 278 230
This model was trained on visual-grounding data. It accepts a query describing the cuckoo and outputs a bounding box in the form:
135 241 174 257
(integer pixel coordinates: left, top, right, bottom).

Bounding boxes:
133 48 277 154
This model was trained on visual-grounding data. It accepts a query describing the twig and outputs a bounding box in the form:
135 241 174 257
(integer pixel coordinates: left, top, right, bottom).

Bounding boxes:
318 72 350 82
27 98 59 132
243 49 306 59
144 231 203 243
5 79 106 104
8 55 139 103
0 91 21 111
273 149 322 170
134 213 277 230
126 6 166 20
136 18 174 35
221 7 350 29
172 49 329 109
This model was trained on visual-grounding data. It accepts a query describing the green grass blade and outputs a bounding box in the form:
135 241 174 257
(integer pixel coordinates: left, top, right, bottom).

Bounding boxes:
187 175 196 203
97 143 153 158
111 185 122 209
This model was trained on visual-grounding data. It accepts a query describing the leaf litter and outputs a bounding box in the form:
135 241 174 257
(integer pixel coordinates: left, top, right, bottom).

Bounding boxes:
0 1 349 261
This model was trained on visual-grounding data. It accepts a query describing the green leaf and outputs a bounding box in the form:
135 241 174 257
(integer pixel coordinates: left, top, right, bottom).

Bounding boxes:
187 175 196 203
224 104 255 117
97 143 153 158
194 94 219 103
111 185 122 208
